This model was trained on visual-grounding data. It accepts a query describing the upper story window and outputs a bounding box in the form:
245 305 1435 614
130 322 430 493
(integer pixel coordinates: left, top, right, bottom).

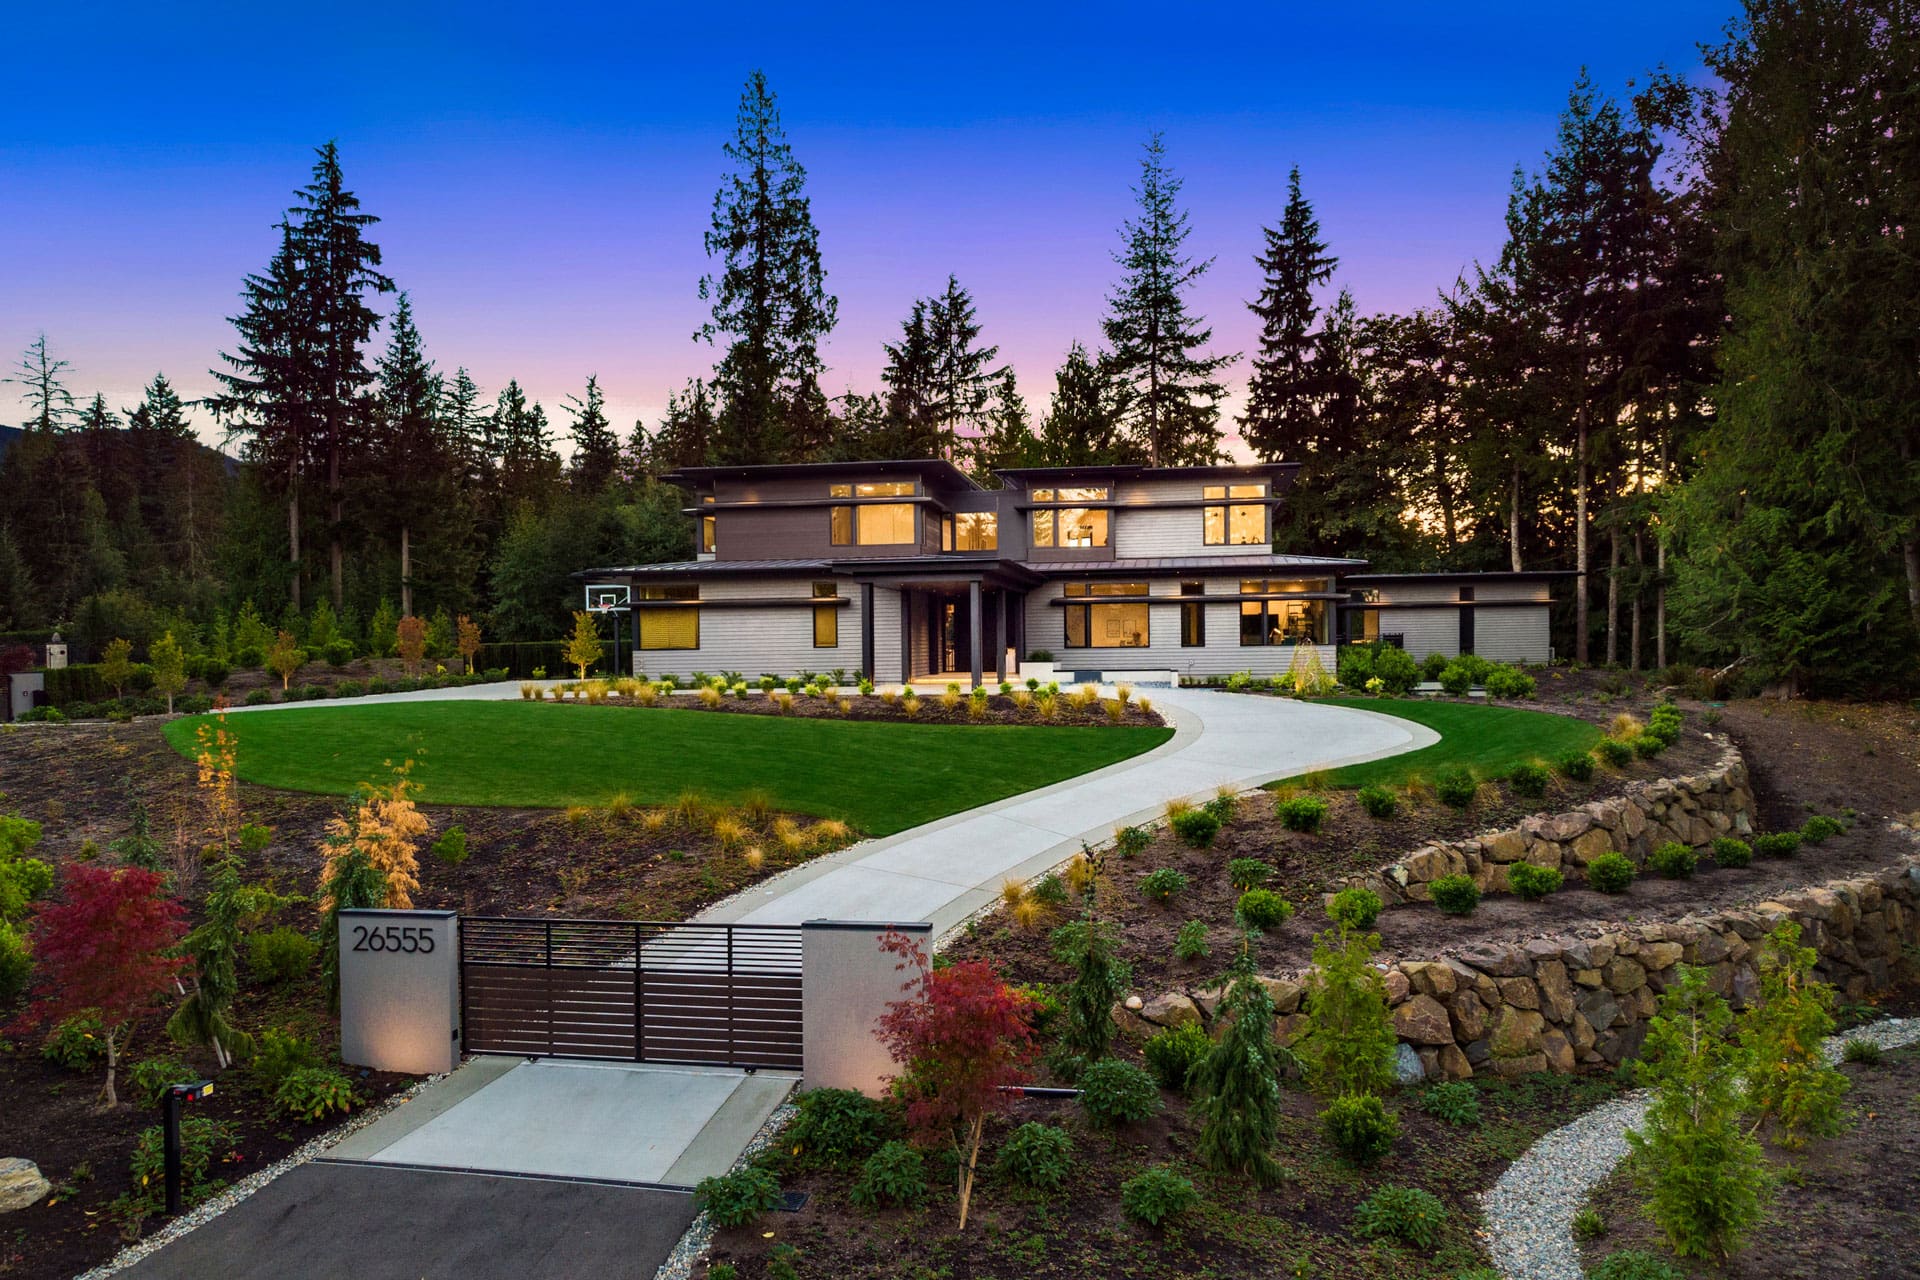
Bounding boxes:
698 514 716 554
1031 486 1109 503
1203 483 1268 545
940 512 998 552
1032 507 1108 548
829 481 916 546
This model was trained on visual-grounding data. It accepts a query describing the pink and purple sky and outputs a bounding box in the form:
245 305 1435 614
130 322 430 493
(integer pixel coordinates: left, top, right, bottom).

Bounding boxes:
0 2 1734 453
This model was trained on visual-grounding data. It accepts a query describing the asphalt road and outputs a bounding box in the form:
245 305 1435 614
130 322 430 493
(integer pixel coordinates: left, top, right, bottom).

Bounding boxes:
121 1162 697 1280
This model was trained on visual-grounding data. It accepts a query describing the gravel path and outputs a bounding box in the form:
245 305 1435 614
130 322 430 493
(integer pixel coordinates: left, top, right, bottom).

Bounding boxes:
1481 1016 1920 1280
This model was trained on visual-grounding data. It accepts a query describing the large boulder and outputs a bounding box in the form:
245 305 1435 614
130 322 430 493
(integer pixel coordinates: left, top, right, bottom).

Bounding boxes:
1140 992 1200 1030
1392 994 1454 1046
0 1159 50 1214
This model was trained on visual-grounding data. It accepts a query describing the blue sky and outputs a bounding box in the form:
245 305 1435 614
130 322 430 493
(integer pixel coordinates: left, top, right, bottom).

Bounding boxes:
0 2 1736 445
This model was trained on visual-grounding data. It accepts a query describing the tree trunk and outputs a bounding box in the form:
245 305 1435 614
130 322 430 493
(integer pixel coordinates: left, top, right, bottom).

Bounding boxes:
1905 536 1920 645
400 524 413 618
956 1112 985 1230
102 1027 120 1109
1605 523 1620 666
1630 530 1644 672
287 485 302 613
1508 458 1523 571
1574 405 1590 663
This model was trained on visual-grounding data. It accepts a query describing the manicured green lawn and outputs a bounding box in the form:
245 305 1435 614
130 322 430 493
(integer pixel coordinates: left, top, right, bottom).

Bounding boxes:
163 702 1172 836
1300 697 1602 788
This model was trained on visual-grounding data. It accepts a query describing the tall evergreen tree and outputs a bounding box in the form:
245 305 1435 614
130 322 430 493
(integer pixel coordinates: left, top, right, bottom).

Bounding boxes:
637 379 718 477
373 294 446 616
565 374 619 493
881 299 943 458
493 380 559 510
927 276 1003 460
1241 167 1338 463
5 334 76 432
698 70 837 463
1101 135 1237 465
441 366 492 489
969 370 1041 477
1037 343 1139 466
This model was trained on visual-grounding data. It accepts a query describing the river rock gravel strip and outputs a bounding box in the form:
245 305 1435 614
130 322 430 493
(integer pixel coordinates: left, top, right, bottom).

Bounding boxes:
1481 1016 1920 1280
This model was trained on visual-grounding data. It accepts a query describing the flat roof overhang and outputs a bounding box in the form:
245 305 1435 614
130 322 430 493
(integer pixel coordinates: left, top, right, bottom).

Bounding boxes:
663 458 979 492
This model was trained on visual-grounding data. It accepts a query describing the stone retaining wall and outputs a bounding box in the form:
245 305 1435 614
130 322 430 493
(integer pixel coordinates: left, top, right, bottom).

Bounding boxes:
1133 836 1920 1082
1337 740 1756 904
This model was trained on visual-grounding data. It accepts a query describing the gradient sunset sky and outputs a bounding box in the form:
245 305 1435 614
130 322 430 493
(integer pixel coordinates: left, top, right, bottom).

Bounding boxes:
0 2 1735 452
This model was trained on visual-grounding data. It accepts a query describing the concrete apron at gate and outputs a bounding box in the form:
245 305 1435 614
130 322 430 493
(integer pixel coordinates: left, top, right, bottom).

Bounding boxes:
324 1055 798 1187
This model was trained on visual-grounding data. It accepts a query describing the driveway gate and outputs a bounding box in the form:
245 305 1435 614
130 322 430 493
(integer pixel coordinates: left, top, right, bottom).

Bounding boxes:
459 917 803 1070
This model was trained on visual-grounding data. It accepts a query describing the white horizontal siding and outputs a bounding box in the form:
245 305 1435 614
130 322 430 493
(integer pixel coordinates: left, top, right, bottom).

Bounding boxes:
1470 608 1552 663
1025 578 1333 678
1384 608 1460 661
1113 479 1270 559
627 575 876 682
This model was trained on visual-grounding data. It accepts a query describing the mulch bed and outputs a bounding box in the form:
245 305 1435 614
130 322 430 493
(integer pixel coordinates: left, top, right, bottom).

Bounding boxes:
941 711 1899 996
1578 1042 1920 1280
710 1070 1626 1280
531 686 1168 729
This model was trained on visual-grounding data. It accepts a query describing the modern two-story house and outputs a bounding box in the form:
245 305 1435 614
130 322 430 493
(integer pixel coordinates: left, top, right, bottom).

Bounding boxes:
578 459 1561 687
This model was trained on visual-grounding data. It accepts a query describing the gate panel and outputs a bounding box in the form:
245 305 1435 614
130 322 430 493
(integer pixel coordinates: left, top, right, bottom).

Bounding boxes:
460 917 802 1070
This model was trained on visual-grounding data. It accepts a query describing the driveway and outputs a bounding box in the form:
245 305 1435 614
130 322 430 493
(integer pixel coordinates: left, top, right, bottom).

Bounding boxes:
700 687 1434 935
117 1057 795 1280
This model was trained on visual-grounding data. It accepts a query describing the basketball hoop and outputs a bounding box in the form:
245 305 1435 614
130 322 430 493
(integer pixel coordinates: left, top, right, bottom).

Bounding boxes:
584 584 630 614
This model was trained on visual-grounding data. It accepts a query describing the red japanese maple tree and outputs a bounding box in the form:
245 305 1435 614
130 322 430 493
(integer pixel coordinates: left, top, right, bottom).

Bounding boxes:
874 929 1036 1230
25 864 187 1107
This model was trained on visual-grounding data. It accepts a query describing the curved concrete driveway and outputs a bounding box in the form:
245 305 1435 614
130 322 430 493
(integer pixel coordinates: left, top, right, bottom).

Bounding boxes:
698 687 1435 936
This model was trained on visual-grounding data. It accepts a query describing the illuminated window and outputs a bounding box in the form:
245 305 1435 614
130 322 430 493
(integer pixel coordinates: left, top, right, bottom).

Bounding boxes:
830 481 915 545
699 514 716 554
1238 580 1328 647
1203 484 1268 546
812 582 839 648
1062 582 1149 648
1033 507 1108 548
638 584 699 650
854 481 914 497
947 512 996 551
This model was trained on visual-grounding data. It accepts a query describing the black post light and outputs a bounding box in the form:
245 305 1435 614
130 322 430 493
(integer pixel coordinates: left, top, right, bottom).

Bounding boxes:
162 1080 215 1215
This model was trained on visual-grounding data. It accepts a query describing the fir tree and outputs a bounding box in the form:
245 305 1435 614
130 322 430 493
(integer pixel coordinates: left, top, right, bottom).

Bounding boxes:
1101 134 1237 465
1241 167 1338 463
881 298 943 458
1037 343 1139 466
969 370 1040 477
374 293 445 617
927 275 1003 461
698 70 837 463
1192 952 1288 1185
565 375 620 493
4 333 76 432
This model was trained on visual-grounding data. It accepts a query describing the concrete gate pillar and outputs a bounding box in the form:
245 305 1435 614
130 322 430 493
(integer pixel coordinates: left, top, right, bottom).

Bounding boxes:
800 920 932 1096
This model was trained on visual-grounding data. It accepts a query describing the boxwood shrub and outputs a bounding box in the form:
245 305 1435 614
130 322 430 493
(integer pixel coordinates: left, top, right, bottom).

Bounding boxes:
1507 762 1550 799
1586 851 1636 893
1429 874 1480 915
1142 1022 1211 1093
1078 1059 1162 1127
1236 888 1292 932
1507 862 1563 901
1435 766 1478 809
1327 885 1383 931
1357 784 1398 819
1649 841 1696 878
1711 837 1752 868
1323 1092 1400 1163
1596 737 1636 768
1801 814 1844 844
1275 794 1329 834
1754 831 1801 858
1555 751 1596 782
1169 808 1220 849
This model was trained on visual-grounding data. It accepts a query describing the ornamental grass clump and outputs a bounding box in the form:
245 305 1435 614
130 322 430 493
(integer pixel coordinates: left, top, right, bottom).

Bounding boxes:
1626 966 1768 1261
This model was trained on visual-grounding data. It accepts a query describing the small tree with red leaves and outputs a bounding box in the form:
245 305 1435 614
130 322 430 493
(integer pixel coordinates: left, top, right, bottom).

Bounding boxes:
874 929 1036 1230
24 865 187 1107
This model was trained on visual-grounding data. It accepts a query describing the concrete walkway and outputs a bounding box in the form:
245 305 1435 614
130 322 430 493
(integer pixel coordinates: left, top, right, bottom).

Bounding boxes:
699 686 1435 935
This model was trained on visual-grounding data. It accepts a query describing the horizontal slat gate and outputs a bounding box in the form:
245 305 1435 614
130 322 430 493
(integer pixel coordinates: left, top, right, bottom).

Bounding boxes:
460 918 803 1070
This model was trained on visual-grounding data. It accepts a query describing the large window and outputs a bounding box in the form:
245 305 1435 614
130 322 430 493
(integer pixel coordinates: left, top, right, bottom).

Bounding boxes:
638 584 699 650
1204 484 1268 546
1239 580 1328 647
1180 581 1205 647
1031 487 1111 549
812 582 839 648
699 514 716 554
941 512 998 551
829 482 916 546
1063 582 1149 649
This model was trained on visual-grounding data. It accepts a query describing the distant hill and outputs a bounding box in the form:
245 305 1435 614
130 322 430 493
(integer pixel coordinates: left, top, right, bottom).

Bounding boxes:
0 424 19 466
0 422 236 474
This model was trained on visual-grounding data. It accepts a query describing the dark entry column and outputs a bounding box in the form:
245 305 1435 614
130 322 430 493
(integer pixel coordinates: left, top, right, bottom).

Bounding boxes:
860 583 875 683
898 589 913 684
993 590 1007 682
968 580 984 690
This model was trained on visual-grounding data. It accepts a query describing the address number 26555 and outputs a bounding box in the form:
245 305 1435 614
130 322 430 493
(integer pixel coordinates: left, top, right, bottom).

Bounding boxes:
350 924 436 954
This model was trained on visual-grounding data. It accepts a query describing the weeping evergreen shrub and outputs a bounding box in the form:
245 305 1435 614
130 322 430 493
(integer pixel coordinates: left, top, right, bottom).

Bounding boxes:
1192 956 1289 1185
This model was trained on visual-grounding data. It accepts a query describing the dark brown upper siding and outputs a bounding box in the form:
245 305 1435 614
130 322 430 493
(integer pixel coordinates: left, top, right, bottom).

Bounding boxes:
715 504 929 562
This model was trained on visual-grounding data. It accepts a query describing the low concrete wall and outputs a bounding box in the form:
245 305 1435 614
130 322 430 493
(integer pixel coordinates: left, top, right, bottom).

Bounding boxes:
1134 834 1920 1082
801 920 930 1097
1334 741 1757 904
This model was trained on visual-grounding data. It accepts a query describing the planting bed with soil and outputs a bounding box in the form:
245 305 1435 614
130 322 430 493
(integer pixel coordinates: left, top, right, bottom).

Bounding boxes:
532 683 1169 729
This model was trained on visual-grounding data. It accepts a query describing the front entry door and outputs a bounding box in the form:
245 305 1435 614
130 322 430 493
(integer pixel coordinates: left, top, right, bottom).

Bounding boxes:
938 597 972 674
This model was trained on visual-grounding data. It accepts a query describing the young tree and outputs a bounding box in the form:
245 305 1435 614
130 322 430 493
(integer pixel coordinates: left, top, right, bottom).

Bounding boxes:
874 929 1036 1231
168 857 288 1069
149 631 186 713
366 599 398 659
100 637 135 699
25 864 187 1106
1294 926 1396 1098
1101 134 1237 465
394 614 427 675
195 717 243 860
319 761 428 913
565 610 603 679
1738 920 1848 1147
1627 965 1768 1261
456 614 483 674
1240 166 1338 464
698 70 838 463
1049 909 1130 1063
1193 952 1288 1184
266 629 305 690
565 375 620 494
